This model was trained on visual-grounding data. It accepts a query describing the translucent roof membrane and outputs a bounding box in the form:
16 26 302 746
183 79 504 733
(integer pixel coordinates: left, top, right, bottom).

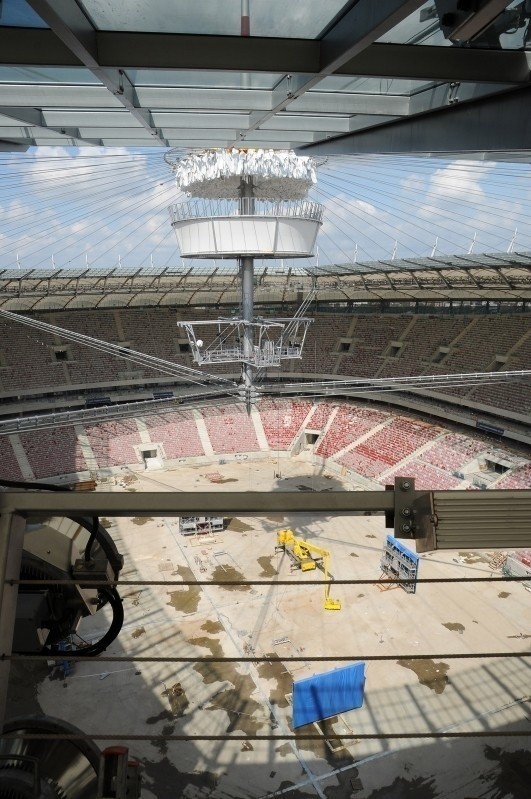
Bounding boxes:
0 67 102 85
308 76 436 95
127 70 283 90
1 254 529 281
377 2 450 47
78 0 351 38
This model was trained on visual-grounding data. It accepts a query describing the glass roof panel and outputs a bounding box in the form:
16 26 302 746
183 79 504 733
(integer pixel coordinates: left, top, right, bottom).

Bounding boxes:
478 1 528 50
0 67 101 84
380 0 528 50
0 0 48 28
127 70 282 90
308 76 435 95
150 111 251 128
378 2 449 46
259 112 350 132
79 0 351 38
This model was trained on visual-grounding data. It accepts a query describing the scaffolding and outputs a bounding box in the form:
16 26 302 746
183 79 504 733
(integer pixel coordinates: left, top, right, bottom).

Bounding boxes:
503 550 531 589
179 317 312 367
179 516 225 536
380 534 420 594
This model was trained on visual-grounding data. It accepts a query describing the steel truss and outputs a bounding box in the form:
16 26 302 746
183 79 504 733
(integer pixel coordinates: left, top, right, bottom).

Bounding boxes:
179 317 312 367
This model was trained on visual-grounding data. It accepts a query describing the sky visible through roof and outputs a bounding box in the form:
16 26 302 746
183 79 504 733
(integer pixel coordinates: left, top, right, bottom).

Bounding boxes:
1 147 531 272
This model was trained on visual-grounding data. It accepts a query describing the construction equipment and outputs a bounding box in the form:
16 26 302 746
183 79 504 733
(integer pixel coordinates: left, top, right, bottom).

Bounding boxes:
0 716 141 799
275 528 341 610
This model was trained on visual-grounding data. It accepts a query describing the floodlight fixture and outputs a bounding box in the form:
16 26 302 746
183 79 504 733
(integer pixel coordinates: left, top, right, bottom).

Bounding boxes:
435 0 512 42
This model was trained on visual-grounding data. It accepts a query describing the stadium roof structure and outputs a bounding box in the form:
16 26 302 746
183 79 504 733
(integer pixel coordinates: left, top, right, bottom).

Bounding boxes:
0 252 529 311
1 1 531 156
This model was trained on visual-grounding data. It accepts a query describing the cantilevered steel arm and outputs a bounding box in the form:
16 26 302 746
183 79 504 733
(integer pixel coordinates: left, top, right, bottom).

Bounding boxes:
1 479 530 551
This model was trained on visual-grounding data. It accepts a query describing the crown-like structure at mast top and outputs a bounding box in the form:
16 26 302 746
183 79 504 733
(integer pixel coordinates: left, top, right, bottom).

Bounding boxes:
166 149 322 258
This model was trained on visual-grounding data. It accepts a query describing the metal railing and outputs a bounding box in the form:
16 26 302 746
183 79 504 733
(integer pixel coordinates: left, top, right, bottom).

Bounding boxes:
169 197 323 224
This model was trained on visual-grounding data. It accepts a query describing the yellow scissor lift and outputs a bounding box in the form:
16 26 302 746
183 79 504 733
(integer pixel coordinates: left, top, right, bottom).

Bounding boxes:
275 528 341 610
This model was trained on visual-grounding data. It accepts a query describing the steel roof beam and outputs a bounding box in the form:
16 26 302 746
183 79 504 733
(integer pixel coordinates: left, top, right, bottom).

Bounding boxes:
341 43 531 84
0 106 95 146
320 0 424 74
408 80 514 115
0 27 82 66
239 0 425 144
135 86 271 111
136 86 408 117
493 267 516 289
98 31 319 75
300 85 531 156
0 141 29 152
1 28 529 86
28 1 96 63
25 0 165 146
259 115 350 132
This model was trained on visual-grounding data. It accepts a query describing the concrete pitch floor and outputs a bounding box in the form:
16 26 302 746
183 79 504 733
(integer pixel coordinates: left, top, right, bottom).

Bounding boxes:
8 457 531 798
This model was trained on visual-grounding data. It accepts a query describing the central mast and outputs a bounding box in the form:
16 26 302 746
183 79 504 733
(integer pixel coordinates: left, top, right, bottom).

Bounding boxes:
240 175 255 407
166 148 323 410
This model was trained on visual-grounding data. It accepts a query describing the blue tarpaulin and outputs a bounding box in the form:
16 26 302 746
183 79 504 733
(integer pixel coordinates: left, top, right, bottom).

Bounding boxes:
292 662 366 728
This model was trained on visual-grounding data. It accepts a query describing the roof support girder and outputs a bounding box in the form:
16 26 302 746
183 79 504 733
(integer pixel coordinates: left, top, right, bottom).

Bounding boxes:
26 0 166 146
1 486 530 552
0 106 94 145
319 0 425 73
0 141 30 152
342 42 531 84
1 29 529 86
25 0 98 66
408 80 514 115
0 107 45 127
300 85 531 155
99 30 320 74
238 0 426 144
135 86 271 111
0 27 82 66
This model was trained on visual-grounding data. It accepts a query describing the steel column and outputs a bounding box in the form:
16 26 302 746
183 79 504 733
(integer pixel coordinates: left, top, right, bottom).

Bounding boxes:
239 177 255 409
0 510 26 729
